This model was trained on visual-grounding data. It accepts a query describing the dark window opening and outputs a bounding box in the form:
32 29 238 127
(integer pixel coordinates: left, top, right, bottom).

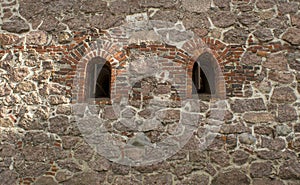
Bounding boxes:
192 62 211 95
87 59 111 100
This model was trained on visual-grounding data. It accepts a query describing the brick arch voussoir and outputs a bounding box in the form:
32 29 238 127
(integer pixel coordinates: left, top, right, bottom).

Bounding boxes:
70 39 126 103
181 38 226 100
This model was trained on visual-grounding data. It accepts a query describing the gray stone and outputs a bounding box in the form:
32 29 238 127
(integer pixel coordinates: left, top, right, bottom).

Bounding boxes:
33 176 58 185
63 172 106 185
183 12 210 30
2 16 30 33
250 161 273 178
252 178 285 185
269 71 294 84
254 126 274 136
56 105 72 115
278 2 298 15
111 163 130 175
239 133 256 145
291 14 300 28
55 170 73 183
282 28 300 45
182 0 210 13
57 159 82 173
261 137 286 150
103 106 118 120
173 165 194 179
0 170 18 185
223 28 249 45
232 150 249 165
277 105 297 123
256 150 282 160
213 0 230 10
74 143 94 161
271 87 297 103
89 12 124 30
140 0 179 8
210 151 230 167
279 160 300 180
243 112 274 123
39 15 60 32
79 0 107 13
179 174 209 185
0 34 20 46
57 32 73 44
263 53 288 71
26 31 48 46
113 176 142 185
49 115 70 135
287 52 300 71
14 81 36 93
230 98 266 113
10 67 30 82
88 155 111 172
211 169 250 185
253 28 274 42
14 161 51 177
150 10 180 23
61 136 81 149
144 173 173 185
210 11 236 28
241 51 262 66
238 12 260 27
256 0 275 9
0 118 14 127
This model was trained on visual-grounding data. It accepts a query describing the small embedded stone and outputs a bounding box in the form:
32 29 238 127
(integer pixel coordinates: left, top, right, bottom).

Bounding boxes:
58 32 73 44
276 125 292 136
26 31 48 46
239 133 256 145
0 34 20 46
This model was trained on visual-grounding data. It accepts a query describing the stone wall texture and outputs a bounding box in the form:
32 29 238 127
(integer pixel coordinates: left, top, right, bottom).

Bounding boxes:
0 0 300 184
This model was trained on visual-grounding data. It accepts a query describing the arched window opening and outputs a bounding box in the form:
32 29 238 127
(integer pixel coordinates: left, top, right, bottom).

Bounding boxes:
192 62 211 96
87 58 111 100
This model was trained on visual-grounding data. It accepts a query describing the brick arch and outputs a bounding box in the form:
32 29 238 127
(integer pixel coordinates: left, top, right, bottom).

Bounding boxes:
176 38 226 100
68 40 126 103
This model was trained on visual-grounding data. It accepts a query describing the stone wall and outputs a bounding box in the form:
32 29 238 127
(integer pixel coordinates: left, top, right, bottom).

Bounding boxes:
0 0 300 184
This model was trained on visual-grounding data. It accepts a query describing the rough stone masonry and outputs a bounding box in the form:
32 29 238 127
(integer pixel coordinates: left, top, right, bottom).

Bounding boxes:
0 0 300 184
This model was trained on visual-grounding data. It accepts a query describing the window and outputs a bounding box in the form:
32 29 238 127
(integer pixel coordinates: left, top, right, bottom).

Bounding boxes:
86 58 111 100
192 62 210 95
